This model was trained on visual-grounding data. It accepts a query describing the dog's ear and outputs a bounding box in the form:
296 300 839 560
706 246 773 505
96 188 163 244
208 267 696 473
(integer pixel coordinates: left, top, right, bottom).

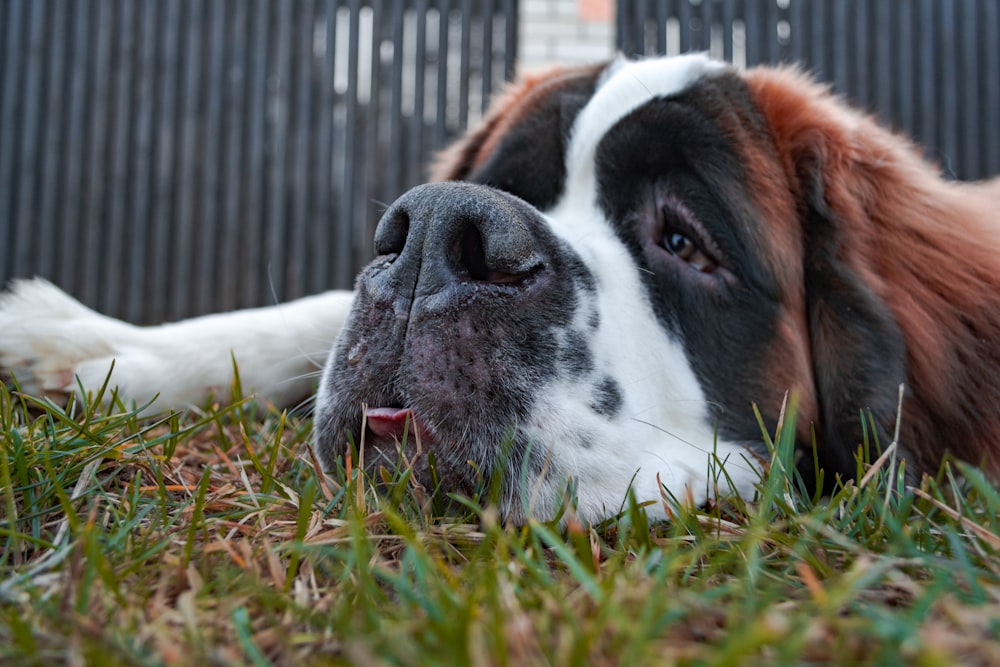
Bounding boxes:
430 64 602 191
796 146 908 485
745 67 910 485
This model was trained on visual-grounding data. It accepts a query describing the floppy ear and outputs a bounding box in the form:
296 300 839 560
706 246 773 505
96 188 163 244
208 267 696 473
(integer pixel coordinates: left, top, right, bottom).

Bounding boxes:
797 151 908 485
430 64 603 188
744 66 910 485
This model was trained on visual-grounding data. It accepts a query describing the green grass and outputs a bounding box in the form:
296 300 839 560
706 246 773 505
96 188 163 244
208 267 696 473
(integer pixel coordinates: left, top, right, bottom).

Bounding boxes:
2 380 1000 666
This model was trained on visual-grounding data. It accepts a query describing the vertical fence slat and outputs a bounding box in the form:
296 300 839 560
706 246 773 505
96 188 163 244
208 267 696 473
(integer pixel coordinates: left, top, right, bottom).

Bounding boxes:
146 0 177 319
759 0 777 64
80 0 112 309
0 0 24 283
742 0 760 69
169 0 200 318
895 0 915 137
264 0 293 302
656 0 670 56
503 0 516 81
56 0 92 290
36 0 69 282
786 0 805 66
334 0 360 289
287 0 315 302
304 0 327 298
98 0 134 315
191 0 226 315
360 1 384 265
408 0 428 190
981 0 1000 178
308 0 338 296
126 0 158 321
480 0 494 114
12 2 46 282
830 0 849 100
434 0 450 151
239 0 269 309
219 0 249 310
960 0 980 181
458 0 471 130
938 0 959 178
917 0 937 165
677 0 691 53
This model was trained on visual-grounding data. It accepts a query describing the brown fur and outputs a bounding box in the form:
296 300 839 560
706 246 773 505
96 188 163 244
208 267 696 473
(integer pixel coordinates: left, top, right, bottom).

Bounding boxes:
745 66 1000 477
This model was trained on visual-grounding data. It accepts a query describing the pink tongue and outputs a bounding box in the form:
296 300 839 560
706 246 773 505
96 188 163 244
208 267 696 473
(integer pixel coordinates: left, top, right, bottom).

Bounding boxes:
365 407 433 442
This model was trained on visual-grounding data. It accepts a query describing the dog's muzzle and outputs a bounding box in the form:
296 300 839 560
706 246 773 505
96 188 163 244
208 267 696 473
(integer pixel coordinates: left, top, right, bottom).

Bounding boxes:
314 181 588 499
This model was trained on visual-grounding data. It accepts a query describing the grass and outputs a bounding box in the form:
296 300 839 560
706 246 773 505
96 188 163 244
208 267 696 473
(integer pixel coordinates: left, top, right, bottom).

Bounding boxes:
2 380 1000 666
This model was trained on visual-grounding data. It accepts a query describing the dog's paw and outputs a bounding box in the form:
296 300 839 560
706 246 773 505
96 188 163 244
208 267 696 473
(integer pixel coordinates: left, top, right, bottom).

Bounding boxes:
0 279 136 401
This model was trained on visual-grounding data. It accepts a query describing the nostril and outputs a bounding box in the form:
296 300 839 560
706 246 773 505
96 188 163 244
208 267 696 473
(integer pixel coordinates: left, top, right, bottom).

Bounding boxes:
458 226 490 281
457 225 536 284
374 208 410 256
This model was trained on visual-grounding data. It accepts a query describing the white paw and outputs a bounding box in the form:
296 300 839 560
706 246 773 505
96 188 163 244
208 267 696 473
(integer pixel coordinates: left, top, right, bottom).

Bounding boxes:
0 278 136 401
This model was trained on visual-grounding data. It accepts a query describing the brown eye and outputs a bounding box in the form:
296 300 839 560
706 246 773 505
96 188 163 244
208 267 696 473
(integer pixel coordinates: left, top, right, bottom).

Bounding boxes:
665 232 696 260
657 203 719 274
662 230 716 273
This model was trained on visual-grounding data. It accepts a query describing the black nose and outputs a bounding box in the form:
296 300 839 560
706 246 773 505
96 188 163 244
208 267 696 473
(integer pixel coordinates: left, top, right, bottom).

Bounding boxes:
373 183 543 296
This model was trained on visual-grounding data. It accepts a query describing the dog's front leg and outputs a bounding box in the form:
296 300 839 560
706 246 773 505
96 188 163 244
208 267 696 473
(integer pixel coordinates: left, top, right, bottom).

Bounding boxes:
0 279 353 412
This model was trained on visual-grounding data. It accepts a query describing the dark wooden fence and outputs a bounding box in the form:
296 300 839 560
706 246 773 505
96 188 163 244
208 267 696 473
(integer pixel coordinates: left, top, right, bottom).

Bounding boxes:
3 0 998 323
0 0 517 323
617 0 1000 183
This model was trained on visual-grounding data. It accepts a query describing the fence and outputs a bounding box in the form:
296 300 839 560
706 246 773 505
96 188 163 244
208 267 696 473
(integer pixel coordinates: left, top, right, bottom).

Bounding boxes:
3 1 999 323
617 0 1000 183
0 0 517 323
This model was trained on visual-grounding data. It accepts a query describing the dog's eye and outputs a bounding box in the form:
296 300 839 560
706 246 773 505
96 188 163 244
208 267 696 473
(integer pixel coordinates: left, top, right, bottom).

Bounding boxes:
665 232 695 258
662 230 716 273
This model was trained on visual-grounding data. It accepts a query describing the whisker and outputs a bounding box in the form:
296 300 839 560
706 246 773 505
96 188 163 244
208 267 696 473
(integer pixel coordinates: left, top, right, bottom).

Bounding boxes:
370 198 392 213
276 369 325 389
266 263 281 307
290 393 317 416
628 416 757 475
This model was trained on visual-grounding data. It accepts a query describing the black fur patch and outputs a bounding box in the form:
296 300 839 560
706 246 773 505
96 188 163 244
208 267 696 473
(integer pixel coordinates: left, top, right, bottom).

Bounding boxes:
559 330 595 378
799 156 907 490
591 376 623 418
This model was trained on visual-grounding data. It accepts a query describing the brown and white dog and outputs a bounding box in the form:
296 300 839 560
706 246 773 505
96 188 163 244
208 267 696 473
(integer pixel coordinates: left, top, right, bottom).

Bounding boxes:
2 54 999 520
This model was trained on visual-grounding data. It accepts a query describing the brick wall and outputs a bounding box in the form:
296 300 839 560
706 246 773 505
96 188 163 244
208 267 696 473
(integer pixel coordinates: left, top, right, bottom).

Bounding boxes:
518 0 616 72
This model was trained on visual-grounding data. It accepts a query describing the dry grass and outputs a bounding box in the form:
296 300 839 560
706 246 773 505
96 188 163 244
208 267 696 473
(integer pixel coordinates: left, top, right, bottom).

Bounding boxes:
3 381 1000 666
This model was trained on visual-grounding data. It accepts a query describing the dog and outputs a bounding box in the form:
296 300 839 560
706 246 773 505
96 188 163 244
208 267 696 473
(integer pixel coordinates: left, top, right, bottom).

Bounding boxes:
3 54 999 521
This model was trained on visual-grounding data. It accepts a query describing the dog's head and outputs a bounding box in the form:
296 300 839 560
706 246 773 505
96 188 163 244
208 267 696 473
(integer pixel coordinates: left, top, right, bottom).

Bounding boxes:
314 53 987 521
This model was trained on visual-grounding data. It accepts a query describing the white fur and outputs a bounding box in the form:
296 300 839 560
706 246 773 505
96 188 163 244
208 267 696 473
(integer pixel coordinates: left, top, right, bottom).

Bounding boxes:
0 278 353 410
526 54 759 520
565 53 728 199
